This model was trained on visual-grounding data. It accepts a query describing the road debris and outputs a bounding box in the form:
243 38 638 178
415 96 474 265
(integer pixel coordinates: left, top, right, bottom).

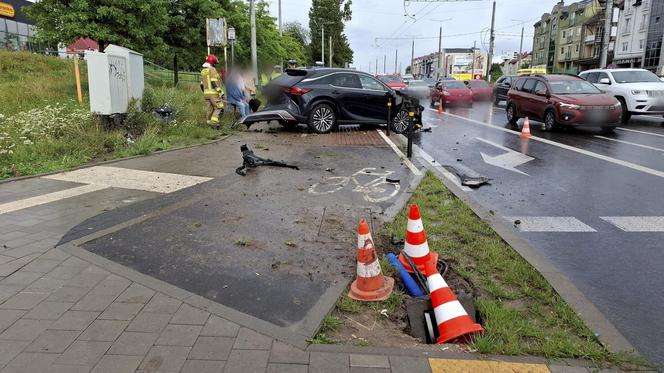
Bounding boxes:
385 178 400 184
235 144 299 176
442 166 491 188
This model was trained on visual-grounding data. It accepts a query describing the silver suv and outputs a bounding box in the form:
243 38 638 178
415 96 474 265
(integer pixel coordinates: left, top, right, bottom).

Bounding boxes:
579 68 664 123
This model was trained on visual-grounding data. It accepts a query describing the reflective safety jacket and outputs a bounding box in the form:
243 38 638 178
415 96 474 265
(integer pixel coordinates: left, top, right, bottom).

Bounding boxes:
201 66 222 98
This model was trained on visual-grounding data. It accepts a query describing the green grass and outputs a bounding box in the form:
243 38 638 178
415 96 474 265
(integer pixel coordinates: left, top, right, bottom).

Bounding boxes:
0 51 237 180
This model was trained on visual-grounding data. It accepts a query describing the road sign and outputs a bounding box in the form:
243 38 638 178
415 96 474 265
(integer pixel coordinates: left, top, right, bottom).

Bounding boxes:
228 27 236 41
206 18 227 46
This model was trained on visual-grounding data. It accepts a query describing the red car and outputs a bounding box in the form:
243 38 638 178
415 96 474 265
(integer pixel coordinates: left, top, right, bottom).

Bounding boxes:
430 80 473 107
506 74 621 132
464 79 493 101
376 74 407 90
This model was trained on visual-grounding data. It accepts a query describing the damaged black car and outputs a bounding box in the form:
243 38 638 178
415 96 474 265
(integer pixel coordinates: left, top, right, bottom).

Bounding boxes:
241 68 423 134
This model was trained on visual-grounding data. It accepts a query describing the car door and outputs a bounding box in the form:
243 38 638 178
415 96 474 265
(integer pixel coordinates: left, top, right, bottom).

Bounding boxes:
358 74 391 123
530 80 550 121
497 76 512 99
594 72 611 92
329 73 365 121
519 78 538 116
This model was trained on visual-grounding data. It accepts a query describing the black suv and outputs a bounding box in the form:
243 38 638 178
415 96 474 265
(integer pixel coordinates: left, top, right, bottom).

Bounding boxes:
493 75 517 105
241 68 421 134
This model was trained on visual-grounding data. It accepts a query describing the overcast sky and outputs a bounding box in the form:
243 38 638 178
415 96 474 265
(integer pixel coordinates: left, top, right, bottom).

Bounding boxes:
268 0 563 73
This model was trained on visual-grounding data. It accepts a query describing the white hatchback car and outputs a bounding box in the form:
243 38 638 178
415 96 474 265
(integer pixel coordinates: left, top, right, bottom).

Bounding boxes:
579 68 664 123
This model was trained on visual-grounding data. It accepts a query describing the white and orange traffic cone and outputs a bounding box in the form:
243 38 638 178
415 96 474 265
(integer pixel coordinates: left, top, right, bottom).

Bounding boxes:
398 204 438 273
438 96 444 114
348 238 394 301
425 259 484 344
520 117 532 139
357 219 372 252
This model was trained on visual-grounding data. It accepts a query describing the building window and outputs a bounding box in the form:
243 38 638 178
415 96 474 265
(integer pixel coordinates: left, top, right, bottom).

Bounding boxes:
640 39 644 49
622 42 629 51
624 18 631 33
576 44 579 52
656 16 661 24
641 14 648 30
562 30 567 38
571 12 576 24
561 47 564 54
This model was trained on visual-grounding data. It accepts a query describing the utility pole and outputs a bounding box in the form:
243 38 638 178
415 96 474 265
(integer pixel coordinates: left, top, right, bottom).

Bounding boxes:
384 54 386 74
250 0 258 86
375 57 378 74
394 49 398 74
329 35 332 67
438 26 443 79
321 26 325 65
518 25 524 69
600 0 613 68
410 40 415 76
486 0 496 82
278 0 282 35
471 41 476 78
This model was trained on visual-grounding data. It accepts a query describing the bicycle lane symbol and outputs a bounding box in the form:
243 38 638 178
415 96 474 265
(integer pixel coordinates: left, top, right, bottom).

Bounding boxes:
308 167 400 203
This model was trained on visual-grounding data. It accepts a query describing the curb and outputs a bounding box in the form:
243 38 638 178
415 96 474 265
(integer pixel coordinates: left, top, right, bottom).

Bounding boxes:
391 133 638 357
0 135 231 184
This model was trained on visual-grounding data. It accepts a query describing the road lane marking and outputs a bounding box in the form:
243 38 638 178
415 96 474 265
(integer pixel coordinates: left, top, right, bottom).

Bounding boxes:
413 144 472 192
0 184 107 214
505 216 597 232
476 138 533 176
616 127 664 138
436 111 664 180
594 135 664 153
376 130 422 176
44 166 212 193
600 216 664 232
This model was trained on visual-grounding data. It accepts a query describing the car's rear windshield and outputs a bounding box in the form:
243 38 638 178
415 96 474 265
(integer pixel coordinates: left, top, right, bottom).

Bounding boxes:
408 80 426 86
378 75 403 83
549 80 601 94
271 70 309 87
443 81 467 89
611 70 661 83
468 80 489 88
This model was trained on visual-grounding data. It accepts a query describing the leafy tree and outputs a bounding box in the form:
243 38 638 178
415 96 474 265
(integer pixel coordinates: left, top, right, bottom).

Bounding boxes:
25 0 169 60
308 0 353 67
490 62 503 82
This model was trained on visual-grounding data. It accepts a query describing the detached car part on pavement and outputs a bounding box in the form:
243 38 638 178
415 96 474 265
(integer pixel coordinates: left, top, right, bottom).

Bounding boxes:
240 68 423 134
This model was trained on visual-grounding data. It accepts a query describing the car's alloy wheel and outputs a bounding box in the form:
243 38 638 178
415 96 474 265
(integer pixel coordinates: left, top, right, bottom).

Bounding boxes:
391 109 410 134
544 110 556 131
309 104 336 133
506 103 518 124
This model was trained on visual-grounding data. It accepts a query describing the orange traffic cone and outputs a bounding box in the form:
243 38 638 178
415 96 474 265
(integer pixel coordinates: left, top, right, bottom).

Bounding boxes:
425 259 484 344
520 117 532 138
398 204 438 273
348 238 394 301
357 219 372 251
438 96 444 113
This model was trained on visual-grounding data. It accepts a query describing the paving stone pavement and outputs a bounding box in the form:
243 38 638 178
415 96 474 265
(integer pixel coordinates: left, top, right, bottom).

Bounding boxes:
0 141 615 373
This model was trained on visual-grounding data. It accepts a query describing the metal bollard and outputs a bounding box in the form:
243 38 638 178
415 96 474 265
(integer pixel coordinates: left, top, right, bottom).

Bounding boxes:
407 111 414 159
386 96 392 136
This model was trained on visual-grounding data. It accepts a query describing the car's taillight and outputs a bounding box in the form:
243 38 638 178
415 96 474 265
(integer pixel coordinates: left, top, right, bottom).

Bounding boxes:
285 87 311 95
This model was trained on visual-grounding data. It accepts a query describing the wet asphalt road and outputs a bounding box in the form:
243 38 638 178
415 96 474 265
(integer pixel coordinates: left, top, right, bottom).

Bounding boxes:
416 101 664 364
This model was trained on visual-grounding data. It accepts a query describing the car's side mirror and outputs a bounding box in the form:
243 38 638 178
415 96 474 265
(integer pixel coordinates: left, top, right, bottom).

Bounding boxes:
535 89 548 97
598 78 611 84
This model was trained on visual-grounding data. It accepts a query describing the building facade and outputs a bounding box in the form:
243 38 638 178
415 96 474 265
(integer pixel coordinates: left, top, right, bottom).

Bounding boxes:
0 0 36 51
411 48 487 80
612 0 664 73
532 0 617 74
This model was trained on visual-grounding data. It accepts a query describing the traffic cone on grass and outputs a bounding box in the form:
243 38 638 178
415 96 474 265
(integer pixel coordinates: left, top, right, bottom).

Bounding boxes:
356 219 372 251
425 259 484 344
438 97 444 113
348 238 394 301
520 117 532 139
398 204 438 273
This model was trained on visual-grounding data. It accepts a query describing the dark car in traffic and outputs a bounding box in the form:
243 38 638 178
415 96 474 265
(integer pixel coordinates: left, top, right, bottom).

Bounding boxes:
241 68 422 134
506 74 621 132
493 75 516 104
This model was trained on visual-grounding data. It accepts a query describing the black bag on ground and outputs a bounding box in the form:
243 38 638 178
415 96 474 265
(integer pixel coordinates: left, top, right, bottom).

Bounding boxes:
249 98 261 112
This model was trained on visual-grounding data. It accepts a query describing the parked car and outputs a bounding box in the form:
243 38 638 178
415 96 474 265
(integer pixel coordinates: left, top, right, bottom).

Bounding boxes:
464 79 493 101
376 74 407 90
430 80 473 107
506 74 621 132
402 73 415 83
579 68 664 123
404 80 430 99
241 68 421 134
493 75 517 104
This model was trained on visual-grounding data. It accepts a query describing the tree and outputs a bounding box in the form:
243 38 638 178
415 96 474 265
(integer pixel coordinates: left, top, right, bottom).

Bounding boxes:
25 0 169 60
490 62 503 82
308 0 353 67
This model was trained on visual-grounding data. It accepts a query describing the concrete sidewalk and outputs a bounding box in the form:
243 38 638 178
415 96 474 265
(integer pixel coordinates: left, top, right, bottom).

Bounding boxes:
0 125 614 373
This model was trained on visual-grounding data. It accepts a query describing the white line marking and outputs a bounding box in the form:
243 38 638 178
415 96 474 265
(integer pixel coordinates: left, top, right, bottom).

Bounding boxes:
376 130 422 176
0 184 108 214
616 127 664 138
413 144 472 192
600 216 664 232
44 166 212 193
476 138 533 176
505 216 597 232
439 111 664 179
594 135 664 153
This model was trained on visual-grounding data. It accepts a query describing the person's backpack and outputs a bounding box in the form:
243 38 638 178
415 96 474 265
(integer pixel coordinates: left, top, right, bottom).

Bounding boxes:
248 98 261 112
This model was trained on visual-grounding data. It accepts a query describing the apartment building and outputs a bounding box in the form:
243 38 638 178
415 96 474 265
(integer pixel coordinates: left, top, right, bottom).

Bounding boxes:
532 0 617 73
411 48 488 79
613 0 651 68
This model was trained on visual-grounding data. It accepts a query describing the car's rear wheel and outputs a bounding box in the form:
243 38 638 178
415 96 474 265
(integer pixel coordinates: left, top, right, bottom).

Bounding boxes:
617 98 631 124
308 103 337 133
506 103 518 125
543 110 557 132
493 94 500 106
391 109 410 134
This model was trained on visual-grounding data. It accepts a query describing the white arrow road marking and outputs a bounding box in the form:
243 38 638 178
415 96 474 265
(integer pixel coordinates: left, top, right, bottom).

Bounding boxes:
616 127 664 138
505 217 597 232
476 138 534 176
594 135 664 153
601 216 664 232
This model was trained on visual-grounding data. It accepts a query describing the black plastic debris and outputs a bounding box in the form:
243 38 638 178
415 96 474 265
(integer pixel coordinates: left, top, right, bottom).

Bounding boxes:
235 144 299 176
443 166 491 188
154 106 175 124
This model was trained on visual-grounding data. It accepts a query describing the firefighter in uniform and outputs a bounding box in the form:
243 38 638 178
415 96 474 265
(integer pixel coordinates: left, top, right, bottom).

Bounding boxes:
200 54 224 127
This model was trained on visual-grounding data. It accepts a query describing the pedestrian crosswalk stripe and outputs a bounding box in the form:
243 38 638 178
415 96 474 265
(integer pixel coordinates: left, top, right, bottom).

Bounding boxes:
505 216 596 232
0 184 107 215
601 216 664 232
